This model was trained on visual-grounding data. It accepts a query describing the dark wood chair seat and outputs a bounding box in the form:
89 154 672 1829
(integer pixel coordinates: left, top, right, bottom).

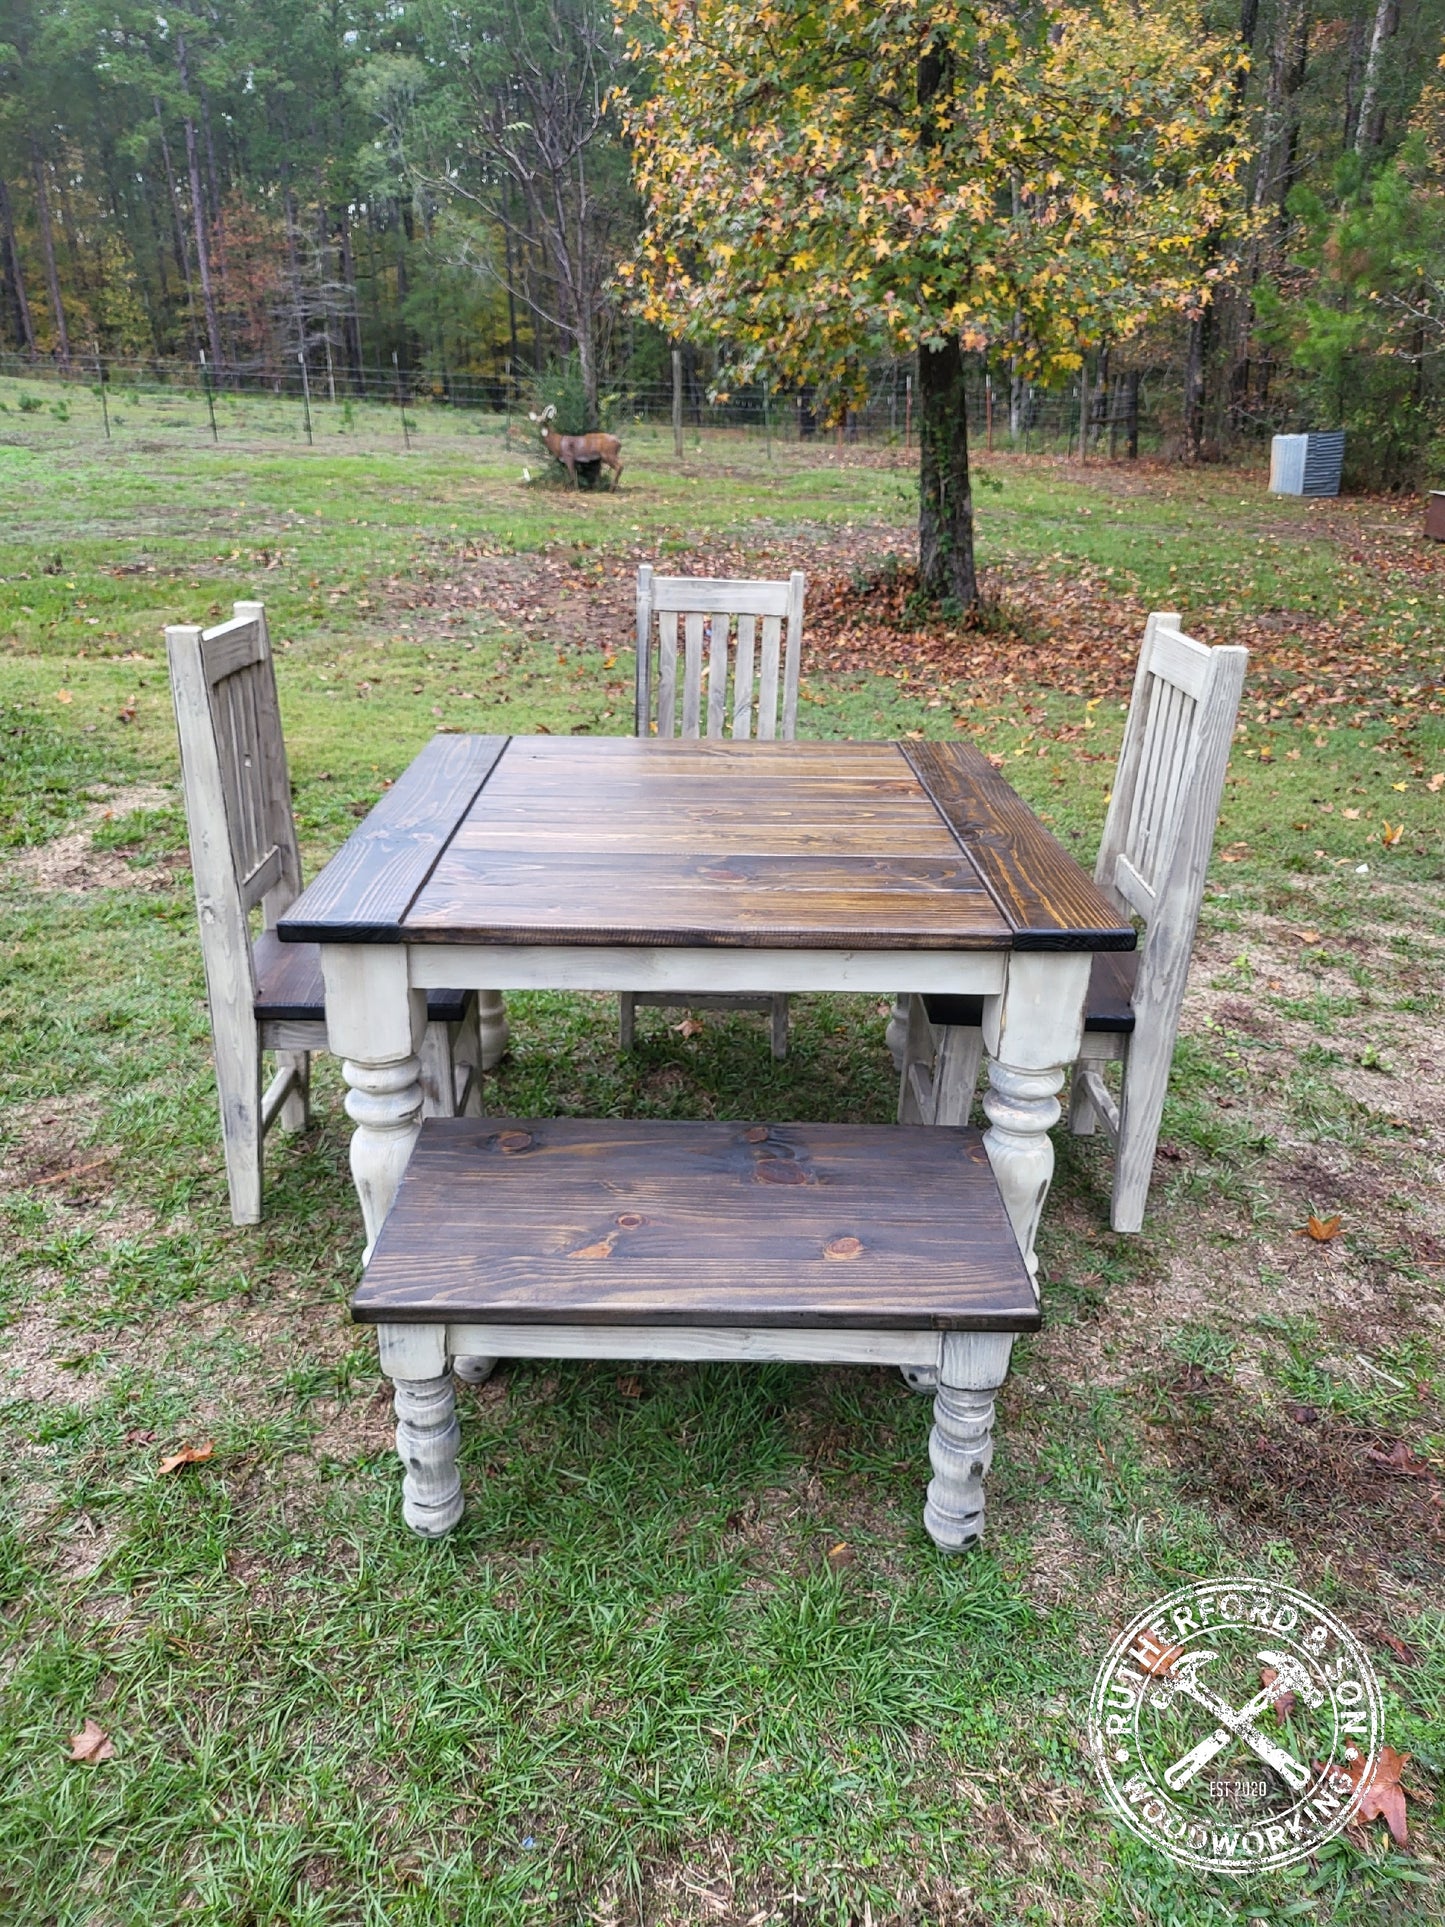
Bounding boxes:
252 930 470 1027
923 949 1138 1037
354 1117 1038 1331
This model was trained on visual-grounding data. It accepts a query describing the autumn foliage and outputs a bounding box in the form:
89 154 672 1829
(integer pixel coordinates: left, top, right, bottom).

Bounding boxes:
622 0 1254 603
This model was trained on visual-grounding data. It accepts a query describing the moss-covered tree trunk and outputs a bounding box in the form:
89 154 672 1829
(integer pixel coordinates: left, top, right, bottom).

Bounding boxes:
918 336 978 610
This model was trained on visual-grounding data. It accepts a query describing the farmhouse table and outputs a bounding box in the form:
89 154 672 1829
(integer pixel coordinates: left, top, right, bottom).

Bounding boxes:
276 735 1134 1279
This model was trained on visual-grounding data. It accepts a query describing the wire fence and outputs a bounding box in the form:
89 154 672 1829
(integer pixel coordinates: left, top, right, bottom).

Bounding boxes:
0 350 1172 459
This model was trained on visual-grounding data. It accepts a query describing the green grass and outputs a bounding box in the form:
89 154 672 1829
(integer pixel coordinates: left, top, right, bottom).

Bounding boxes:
1 415 1442 1924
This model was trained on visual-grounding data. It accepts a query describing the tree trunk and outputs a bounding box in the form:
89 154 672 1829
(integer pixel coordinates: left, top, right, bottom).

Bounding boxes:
1354 0 1399 155
175 39 223 373
337 206 363 386
1126 370 1140 459
1184 307 1211 460
0 176 36 356
28 143 70 366
917 337 977 611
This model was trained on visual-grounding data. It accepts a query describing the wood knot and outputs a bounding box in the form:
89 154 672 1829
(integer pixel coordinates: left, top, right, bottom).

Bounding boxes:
615 1213 644 1229
755 1161 806 1184
824 1236 863 1261
498 1130 534 1152
742 1126 770 1143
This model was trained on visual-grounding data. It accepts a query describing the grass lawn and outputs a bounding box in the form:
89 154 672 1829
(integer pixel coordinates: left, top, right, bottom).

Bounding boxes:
2 384 1443 1925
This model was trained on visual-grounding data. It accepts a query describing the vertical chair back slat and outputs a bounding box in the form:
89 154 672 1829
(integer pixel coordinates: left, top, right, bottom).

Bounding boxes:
635 567 806 741
1097 611 1239 923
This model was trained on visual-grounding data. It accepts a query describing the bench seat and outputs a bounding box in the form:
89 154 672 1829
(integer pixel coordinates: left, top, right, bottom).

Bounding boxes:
355 1117 1038 1552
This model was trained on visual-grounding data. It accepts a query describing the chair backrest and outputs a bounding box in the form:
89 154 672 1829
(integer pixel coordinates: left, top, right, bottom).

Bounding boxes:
1094 611 1247 988
167 601 303 1002
635 566 805 740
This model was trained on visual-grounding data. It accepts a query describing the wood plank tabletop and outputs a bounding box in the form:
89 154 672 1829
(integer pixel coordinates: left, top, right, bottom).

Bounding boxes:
354 1118 1040 1330
279 734 1133 953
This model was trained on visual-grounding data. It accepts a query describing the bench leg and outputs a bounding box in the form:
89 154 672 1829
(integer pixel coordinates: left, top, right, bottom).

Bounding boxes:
379 1325 463 1536
924 1331 1014 1553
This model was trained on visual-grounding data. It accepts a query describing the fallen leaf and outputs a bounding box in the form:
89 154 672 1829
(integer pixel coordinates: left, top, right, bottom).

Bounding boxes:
157 1440 214 1475
1365 1440 1433 1479
1287 1402 1320 1424
123 1427 157 1446
117 699 136 724
616 1374 642 1398
67 1719 114 1763
1128 1629 1184 1677
55 688 73 704
1427 773 1443 793
1375 1629 1418 1665
1296 1213 1343 1243
1381 820 1404 847
1296 929 1321 944
1330 1743 1417 1848
672 1017 705 1039
1342 807 1361 819
825 1541 856 1571
1260 1665 1297 1720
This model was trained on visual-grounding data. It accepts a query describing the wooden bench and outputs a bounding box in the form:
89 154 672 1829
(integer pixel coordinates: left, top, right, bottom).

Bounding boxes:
352 1117 1039 1552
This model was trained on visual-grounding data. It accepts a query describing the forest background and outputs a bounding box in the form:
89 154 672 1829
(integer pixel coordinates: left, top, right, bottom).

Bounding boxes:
1 0 1444 490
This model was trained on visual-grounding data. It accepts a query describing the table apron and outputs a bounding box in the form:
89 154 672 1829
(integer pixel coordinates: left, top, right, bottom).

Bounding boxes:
378 1322 945 1370
404 944 1010 996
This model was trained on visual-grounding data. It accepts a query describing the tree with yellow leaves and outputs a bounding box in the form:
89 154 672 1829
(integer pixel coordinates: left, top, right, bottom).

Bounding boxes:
622 0 1252 609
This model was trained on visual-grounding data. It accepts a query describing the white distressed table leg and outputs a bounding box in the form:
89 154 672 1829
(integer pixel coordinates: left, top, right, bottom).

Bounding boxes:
981 952 1091 1285
885 995 910 1073
454 1353 497 1386
476 988 509 1070
379 1325 464 1537
323 945 427 1260
924 1331 1014 1552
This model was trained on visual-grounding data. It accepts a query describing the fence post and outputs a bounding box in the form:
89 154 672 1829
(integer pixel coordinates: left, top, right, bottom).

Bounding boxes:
93 340 110 443
298 350 314 446
904 374 912 454
671 347 683 459
763 374 772 461
393 350 410 450
200 351 218 443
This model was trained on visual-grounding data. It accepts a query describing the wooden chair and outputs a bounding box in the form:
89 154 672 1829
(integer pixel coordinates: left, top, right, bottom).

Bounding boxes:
622 565 807 1060
167 601 498 1225
352 1116 1039 1552
897 613 1248 1233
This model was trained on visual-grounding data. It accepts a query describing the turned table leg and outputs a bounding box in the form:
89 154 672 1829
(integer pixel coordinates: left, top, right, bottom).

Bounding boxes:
924 1331 1015 1552
476 989 510 1071
981 952 1091 1286
323 947 427 1261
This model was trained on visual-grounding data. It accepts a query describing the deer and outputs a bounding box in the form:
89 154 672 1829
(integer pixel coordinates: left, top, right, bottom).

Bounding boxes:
528 404 623 491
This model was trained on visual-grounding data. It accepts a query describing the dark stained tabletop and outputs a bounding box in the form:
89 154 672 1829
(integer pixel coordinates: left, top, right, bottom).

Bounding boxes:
278 735 1134 953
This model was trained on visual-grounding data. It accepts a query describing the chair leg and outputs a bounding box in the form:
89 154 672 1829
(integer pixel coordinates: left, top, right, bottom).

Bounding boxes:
931 1025 984 1127
418 1022 459 1118
448 999 485 1118
897 994 935 1124
476 989 509 1071
390 1372 465 1537
619 992 637 1050
1068 1061 1098 1137
1112 1035 1166 1235
215 1024 264 1226
770 994 789 1062
276 1049 311 1133
923 1331 1014 1553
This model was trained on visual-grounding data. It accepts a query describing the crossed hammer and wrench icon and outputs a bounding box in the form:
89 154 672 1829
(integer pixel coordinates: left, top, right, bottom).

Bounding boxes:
1149 1647 1322 1793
